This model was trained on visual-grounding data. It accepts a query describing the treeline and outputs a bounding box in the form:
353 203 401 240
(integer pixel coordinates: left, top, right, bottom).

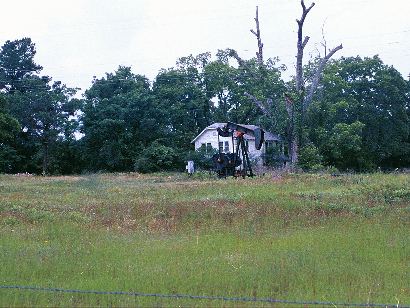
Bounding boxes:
0 38 409 174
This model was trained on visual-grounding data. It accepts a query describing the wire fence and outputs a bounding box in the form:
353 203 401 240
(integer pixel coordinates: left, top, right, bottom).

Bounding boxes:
1 285 408 307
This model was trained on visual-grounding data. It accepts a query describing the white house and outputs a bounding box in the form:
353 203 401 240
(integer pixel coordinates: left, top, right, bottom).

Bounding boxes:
191 123 283 165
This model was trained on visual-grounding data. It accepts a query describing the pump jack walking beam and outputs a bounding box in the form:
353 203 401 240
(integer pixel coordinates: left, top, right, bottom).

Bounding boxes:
218 122 265 150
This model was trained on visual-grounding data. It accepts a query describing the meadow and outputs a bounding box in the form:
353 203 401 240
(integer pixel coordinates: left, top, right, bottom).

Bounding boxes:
0 172 409 307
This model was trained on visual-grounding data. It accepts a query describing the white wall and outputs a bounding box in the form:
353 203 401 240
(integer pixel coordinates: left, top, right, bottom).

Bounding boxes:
194 129 233 152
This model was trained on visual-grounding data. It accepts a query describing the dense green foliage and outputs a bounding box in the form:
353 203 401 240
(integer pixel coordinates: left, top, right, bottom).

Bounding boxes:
0 38 79 174
134 141 180 173
308 56 410 170
0 95 20 172
81 66 157 172
0 173 409 306
0 38 409 174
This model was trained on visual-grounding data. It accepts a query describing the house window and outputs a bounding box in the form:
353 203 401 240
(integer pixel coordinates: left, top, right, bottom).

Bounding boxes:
265 141 274 152
224 141 229 153
219 141 230 153
200 143 212 153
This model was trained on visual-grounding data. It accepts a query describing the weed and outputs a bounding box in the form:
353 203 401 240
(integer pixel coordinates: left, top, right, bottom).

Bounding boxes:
0 172 409 306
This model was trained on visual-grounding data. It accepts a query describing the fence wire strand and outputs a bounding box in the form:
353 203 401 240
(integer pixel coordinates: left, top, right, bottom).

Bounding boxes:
1 285 408 307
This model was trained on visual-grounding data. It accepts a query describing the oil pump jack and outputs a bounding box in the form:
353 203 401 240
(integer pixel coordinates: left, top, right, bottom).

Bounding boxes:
212 122 265 178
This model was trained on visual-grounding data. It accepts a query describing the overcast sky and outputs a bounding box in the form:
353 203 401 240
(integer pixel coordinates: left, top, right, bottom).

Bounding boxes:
1 0 409 93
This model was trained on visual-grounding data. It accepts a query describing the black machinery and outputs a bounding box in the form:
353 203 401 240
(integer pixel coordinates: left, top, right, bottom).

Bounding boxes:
212 122 265 178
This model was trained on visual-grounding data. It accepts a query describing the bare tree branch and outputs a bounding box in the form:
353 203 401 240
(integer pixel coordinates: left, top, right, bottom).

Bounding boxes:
320 20 328 57
298 0 315 26
296 1 315 92
302 36 310 49
284 94 294 117
250 6 264 66
244 92 272 117
304 44 343 110
227 49 246 66
244 8 272 124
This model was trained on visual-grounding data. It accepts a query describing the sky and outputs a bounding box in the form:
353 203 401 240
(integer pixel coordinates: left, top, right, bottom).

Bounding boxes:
1 0 409 93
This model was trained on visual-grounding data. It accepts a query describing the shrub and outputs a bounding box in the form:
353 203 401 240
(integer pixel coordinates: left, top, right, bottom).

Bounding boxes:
298 143 324 171
134 141 179 173
185 147 218 170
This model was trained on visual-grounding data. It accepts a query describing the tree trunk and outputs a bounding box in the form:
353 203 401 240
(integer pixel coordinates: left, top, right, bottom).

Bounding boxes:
290 136 298 165
42 141 49 176
290 1 315 166
250 6 264 67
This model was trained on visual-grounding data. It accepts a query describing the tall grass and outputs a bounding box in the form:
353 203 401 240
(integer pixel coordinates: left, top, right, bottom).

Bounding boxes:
0 172 409 306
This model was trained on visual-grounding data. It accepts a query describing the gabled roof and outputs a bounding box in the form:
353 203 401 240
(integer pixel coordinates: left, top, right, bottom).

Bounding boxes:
191 123 281 143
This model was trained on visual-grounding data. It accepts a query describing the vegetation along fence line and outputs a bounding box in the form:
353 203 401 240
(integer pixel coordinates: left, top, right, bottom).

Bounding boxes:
1 285 409 307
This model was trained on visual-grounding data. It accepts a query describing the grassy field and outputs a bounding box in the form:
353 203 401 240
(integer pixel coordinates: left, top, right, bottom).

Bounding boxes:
0 172 409 307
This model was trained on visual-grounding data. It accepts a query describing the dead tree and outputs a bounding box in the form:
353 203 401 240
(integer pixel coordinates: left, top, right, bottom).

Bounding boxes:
296 2 343 111
250 6 264 67
240 2 342 167
295 1 315 93
243 6 270 116
289 0 343 165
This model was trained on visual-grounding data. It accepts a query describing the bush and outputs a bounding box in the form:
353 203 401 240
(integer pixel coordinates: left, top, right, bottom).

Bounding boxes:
298 144 324 171
185 147 218 170
263 145 284 168
134 142 179 173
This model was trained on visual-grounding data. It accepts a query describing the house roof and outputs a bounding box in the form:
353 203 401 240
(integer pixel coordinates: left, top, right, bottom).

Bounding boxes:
191 122 281 143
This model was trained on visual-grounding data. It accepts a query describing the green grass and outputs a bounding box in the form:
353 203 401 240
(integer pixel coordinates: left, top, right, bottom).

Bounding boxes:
0 172 409 307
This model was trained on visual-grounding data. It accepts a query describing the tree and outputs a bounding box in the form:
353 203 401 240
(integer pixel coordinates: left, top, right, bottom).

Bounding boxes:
0 95 20 173
309 56 410 169
327 122 365 170
204 47 286 135
9 76 80 174
153 55 213 151
202 54 237 122
216 48 286 128
1 38 81 174
245 2 342 167
82 66 156 171
0 95 19 142
287 1 342 165
0 38 42 92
